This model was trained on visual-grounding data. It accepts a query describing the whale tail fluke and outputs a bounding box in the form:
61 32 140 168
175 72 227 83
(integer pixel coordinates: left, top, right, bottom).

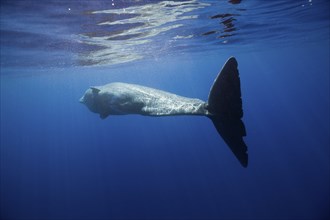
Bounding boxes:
207 57 248 167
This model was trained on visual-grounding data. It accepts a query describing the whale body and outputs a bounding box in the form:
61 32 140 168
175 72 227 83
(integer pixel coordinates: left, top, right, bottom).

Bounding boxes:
80 57 248 167
79 82 208 118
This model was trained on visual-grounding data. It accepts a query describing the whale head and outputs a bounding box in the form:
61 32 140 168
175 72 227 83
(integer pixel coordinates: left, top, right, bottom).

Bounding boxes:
79 87 102 114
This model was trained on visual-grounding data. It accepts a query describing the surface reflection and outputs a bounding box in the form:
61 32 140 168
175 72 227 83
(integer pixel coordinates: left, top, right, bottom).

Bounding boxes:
1 0 328 68
78 0 209 66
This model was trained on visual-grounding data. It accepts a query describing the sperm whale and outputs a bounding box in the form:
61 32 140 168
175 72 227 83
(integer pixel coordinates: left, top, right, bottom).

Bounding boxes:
80 57 248 167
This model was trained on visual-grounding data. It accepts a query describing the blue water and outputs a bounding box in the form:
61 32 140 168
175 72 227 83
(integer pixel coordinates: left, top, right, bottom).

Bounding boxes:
1 1 329 220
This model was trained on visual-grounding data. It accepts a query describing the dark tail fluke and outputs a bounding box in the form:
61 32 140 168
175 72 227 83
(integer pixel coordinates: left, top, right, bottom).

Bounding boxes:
207 57 248 167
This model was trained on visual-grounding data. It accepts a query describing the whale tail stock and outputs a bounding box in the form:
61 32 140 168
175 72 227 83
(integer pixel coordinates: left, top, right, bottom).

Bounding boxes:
207 57 248 167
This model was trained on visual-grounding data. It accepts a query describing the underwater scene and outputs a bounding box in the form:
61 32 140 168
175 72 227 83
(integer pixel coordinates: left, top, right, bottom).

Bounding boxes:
1 0 329 219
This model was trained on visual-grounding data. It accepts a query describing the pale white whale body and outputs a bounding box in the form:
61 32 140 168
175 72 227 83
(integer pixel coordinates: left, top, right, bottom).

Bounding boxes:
80 82 208 118
80 57 248 167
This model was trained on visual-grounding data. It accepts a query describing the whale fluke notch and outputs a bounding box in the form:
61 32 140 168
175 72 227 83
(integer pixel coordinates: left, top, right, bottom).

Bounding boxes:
207 57 248 167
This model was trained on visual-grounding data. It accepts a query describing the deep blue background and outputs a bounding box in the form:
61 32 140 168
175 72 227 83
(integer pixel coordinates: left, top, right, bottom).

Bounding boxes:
1 1 329 219
1 44 329 220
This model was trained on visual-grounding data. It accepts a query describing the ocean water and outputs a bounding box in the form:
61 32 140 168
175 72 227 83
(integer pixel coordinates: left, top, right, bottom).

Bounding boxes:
1 1 329 220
